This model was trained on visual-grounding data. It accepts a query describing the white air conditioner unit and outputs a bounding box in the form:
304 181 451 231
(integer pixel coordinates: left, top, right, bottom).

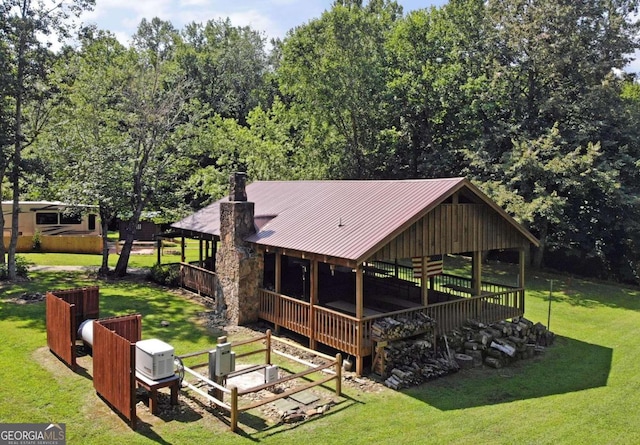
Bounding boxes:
136 339 175 380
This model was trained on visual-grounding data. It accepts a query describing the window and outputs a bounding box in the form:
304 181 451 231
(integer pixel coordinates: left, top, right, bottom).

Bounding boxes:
36 212 59 225
88 214 96 231
60 213 82 225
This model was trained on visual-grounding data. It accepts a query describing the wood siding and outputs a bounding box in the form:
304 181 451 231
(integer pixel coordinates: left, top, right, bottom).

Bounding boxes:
46 292 77 369
93 315 141 429
371 203 530 261
48 286 100 329
45 286 100 370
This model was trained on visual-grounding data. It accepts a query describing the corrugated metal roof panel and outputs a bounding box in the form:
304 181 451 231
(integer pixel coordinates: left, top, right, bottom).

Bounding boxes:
172 178 467 261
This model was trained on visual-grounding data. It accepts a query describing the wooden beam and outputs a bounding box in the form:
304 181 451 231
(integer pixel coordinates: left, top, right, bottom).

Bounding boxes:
275 252 282 293
472 250 482 296
274 252 282 334
211 240 217 271
199 238 203 267
519 248 526 313
519 248 525 288
309 259 318 350
421 256 428 306
181 236 185 263
254 245 357 269
355 264 364 319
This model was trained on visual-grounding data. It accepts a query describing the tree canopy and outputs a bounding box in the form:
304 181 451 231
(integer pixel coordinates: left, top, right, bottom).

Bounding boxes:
2 0 640 281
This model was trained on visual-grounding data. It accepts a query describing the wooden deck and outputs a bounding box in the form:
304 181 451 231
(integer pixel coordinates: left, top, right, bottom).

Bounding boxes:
177 264 524 373
257 279 523 362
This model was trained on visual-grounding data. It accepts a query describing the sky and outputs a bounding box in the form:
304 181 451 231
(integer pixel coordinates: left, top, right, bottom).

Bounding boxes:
78 0 638 73
78 0 446 44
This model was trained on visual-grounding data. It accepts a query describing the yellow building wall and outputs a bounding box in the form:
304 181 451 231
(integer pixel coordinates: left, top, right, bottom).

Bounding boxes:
3 235 103 254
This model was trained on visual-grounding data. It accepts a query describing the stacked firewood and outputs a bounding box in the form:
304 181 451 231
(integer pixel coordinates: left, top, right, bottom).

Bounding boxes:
372 313 460 389
381 335 459 389
377 316 554 389
371 312 436 341
445 317 554 369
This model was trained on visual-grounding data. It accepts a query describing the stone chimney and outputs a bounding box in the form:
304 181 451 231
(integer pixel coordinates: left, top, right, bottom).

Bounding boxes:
216 172 261 325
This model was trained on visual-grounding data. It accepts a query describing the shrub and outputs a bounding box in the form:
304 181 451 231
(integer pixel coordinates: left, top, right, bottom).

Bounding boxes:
148 264 181 287
32 230 42 251
0 255 32 280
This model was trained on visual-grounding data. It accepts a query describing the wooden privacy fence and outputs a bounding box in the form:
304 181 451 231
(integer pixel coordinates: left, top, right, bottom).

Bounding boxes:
46 286 100 370
93 314 142 429
6 235 102 253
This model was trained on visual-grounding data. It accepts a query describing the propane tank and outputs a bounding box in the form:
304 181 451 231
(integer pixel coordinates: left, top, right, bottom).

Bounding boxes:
77 319 95 347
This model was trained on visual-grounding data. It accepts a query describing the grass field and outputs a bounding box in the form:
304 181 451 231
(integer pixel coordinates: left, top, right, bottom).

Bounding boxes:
1 259 640 444
18 241 202 269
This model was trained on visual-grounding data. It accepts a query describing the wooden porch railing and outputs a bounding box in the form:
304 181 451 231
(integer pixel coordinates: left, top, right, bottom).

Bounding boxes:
425 289 524 335
432 273 518 296
258 289 310 337
257 284 524 361
180 262 216 297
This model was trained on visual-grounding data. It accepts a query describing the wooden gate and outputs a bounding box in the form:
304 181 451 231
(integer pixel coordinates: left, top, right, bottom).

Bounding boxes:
93 314 142 429
46 292 77 369
45 286 100 370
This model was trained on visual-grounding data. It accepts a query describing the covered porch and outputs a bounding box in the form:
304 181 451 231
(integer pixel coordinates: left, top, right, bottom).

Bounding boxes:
256 250 525 375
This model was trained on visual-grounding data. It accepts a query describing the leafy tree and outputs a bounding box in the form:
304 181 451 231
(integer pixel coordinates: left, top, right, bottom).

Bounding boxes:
481 124 618 268
278 0 402 179
43 19 194 277
465 0 640 269
0 0 94 279
113 18 194 277
385 0 489 178
44 29 131 274
178 18 268 124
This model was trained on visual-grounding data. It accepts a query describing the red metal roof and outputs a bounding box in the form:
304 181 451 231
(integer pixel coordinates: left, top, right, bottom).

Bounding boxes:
171 178 537 262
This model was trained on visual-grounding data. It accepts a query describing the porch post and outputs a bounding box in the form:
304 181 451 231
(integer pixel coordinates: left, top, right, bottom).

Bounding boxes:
275 252 282 293
519 248 526 313
211 239 217 271
309 260 318 349
181 236 186 263
472 251 482 296
199 238 204 267
421 256 429 306
274 252 282 334
355 263 364 375
355 264 364 319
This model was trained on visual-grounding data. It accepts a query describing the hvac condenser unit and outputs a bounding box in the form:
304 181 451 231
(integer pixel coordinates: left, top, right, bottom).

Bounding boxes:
136 339 175 380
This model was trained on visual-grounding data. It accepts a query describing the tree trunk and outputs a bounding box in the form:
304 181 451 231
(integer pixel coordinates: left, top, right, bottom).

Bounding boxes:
98 208 111 275
114 220 135 277
114 209 144 277
0 165 6 267
8 27 27 280
532 220 548 269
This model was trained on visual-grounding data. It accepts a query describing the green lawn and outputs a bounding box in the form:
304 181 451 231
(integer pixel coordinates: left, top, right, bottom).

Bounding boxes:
18 242 202 269
1 261 640 444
